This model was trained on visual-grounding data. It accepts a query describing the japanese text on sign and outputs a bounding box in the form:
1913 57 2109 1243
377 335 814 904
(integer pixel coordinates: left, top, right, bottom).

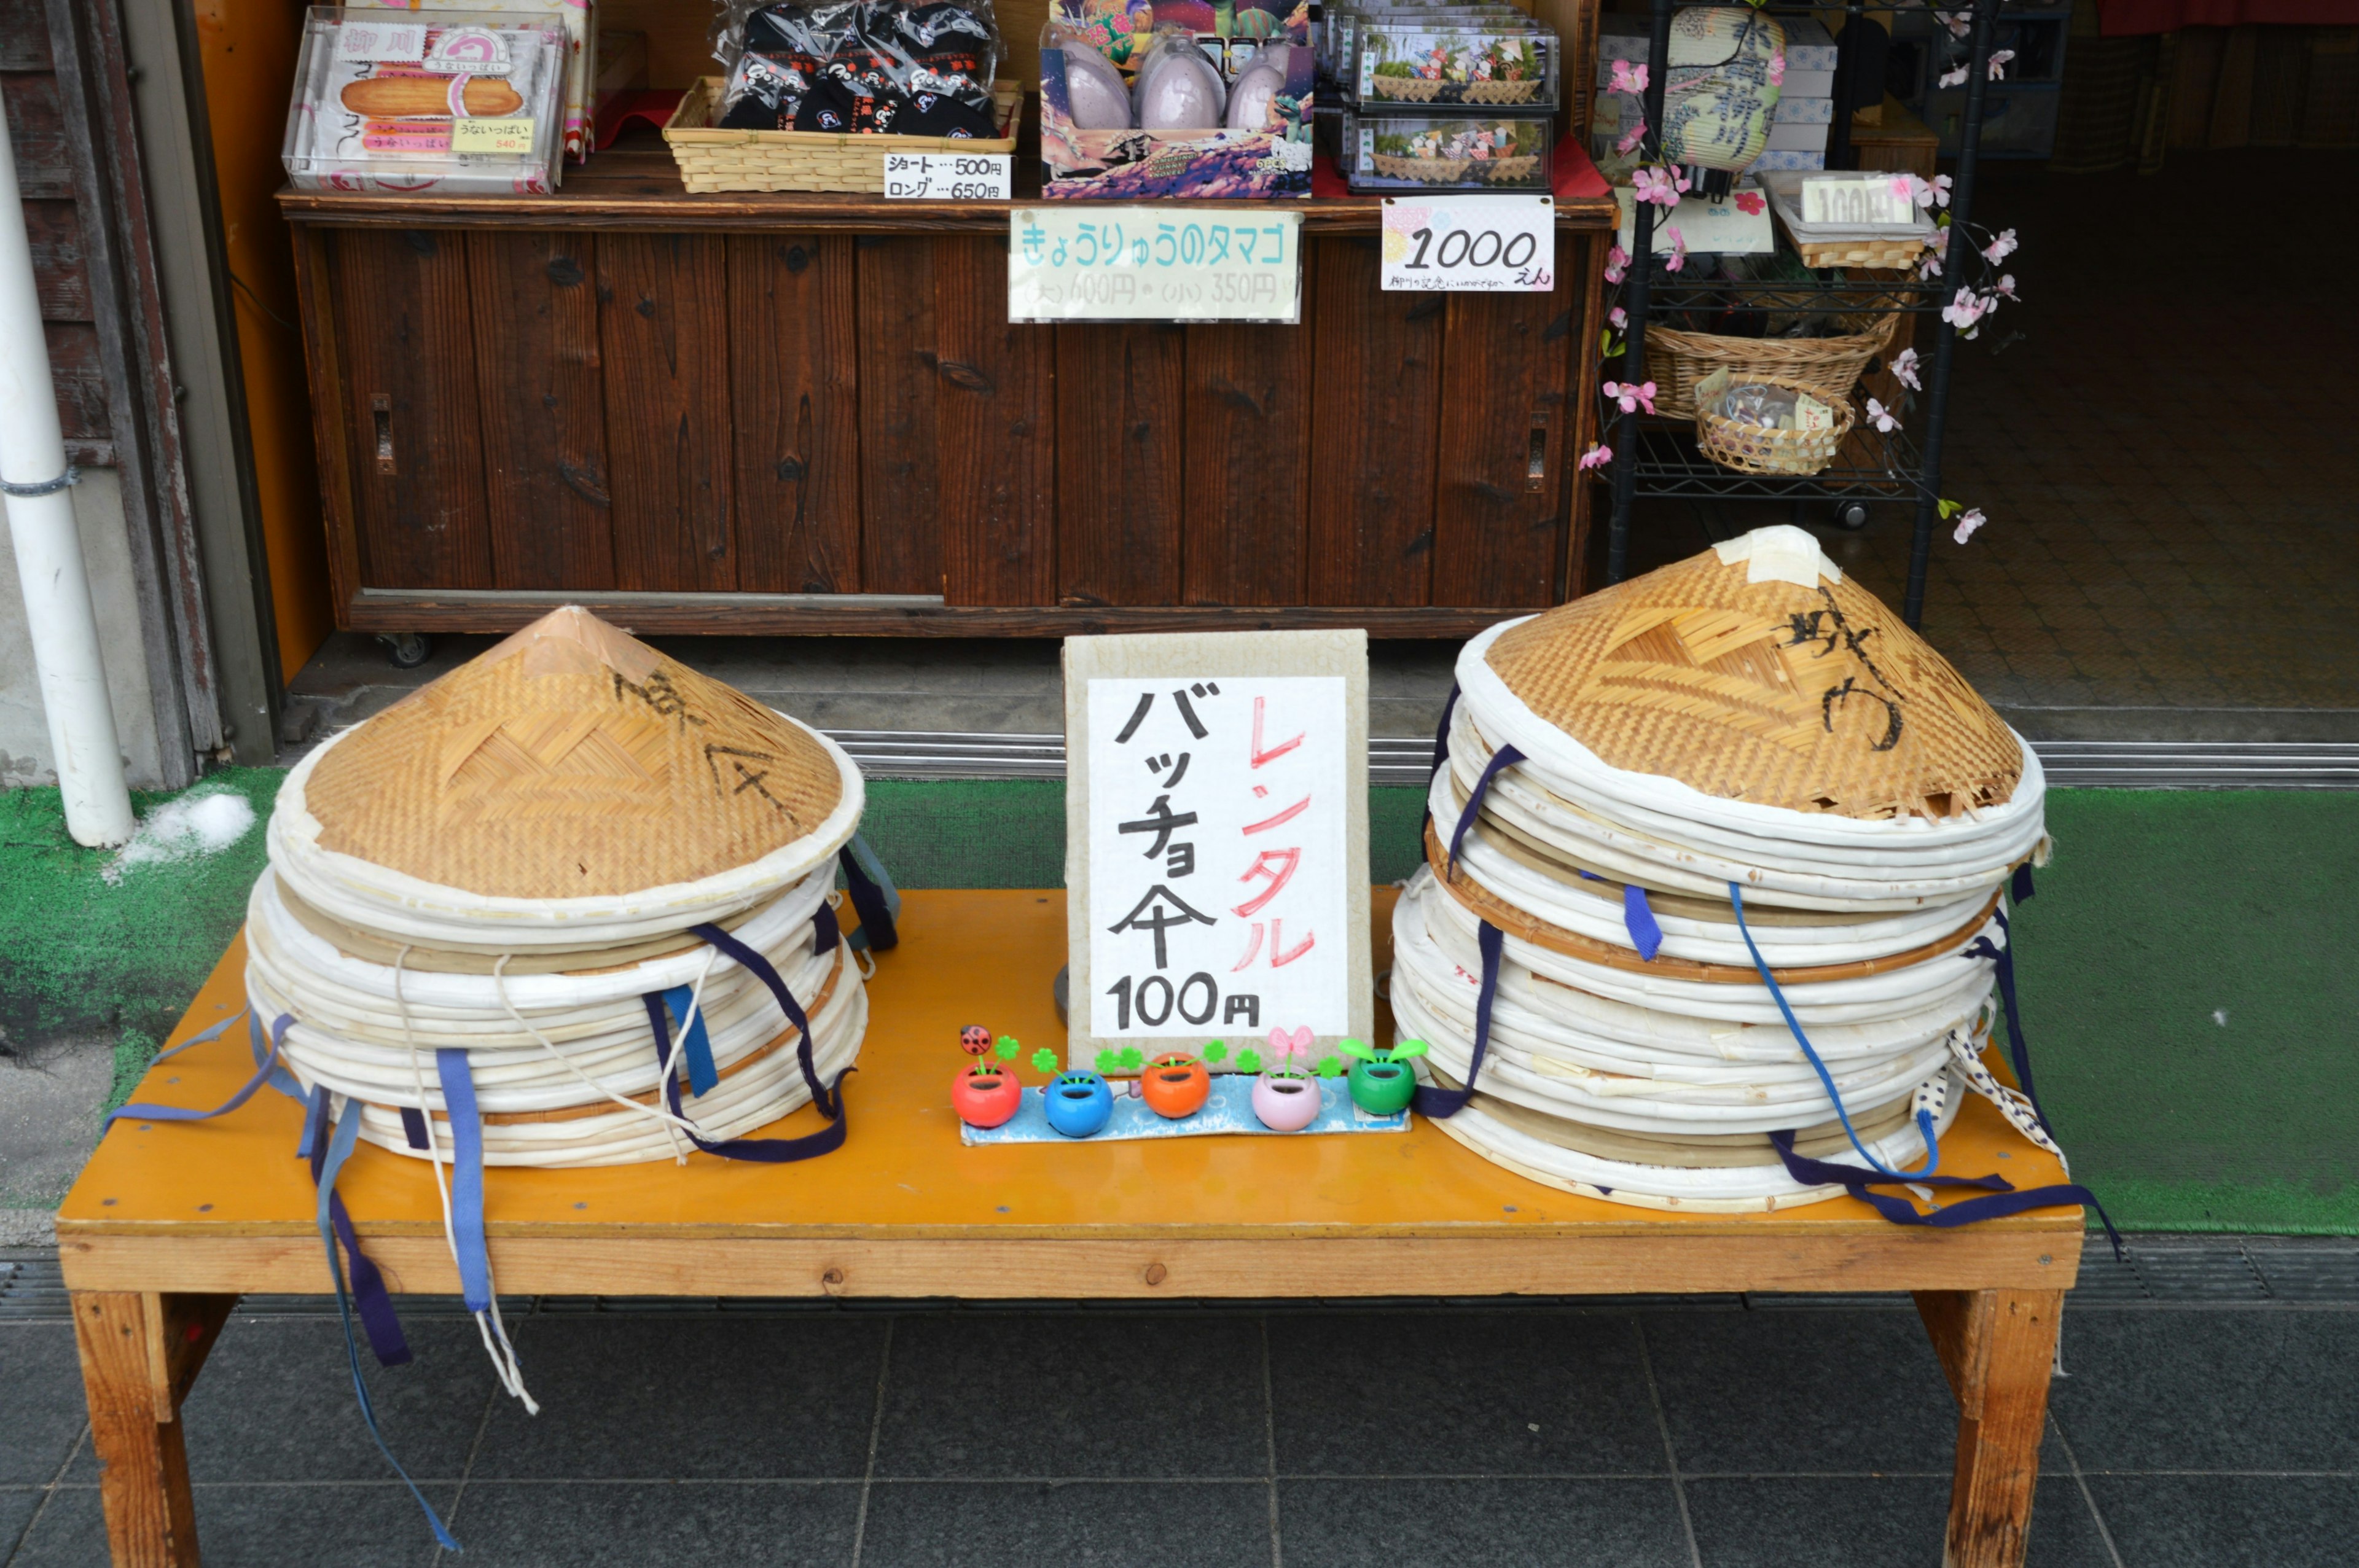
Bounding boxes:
1009 208 1303 322
1086 676 1348 1039
1380 196 1555 293
883 153 1011 201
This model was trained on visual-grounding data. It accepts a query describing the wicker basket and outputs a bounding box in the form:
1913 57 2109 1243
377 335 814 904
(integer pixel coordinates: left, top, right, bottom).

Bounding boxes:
1692 371 1855 477
1646 311 1895 421
663 76 1022 194
1788 235 1930 269
1372 153 1473 181
1462 79 1543 104
1481 155 1540 182
1369 75 1446 101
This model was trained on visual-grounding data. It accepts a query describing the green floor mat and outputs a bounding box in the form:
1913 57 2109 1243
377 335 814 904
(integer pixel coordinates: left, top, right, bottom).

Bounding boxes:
4 776 2350 1233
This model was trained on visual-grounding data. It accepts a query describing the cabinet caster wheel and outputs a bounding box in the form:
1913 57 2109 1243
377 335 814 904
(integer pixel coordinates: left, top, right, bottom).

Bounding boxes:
377 632 434 669
1829 499 1871 532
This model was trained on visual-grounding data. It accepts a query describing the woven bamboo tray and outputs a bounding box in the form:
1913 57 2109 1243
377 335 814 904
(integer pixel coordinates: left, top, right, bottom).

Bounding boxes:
1692 371 1856 477
1789 235 1930 268
1367 77 1542 104
663 76 1022 194
1647 311 1895 421
1372 153 1473 181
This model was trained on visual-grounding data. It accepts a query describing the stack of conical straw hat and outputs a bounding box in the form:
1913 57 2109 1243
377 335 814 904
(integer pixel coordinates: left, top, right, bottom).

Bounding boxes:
246 607 870 1168
1392 526 2062 1211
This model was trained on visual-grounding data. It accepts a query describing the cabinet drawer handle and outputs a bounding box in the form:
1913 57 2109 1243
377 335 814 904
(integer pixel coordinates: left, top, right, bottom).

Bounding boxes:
370 393 394 475
1527 407 1549 493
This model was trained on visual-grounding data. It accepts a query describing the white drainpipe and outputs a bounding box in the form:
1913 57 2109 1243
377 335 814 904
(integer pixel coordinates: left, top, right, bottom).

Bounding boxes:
0 75 134 846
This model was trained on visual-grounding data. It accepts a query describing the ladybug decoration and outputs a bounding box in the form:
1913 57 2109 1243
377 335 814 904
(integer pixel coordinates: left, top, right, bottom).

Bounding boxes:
959 1024 992 1056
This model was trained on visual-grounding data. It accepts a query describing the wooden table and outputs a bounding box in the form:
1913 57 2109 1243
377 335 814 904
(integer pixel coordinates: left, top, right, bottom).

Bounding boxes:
59 889 2082 1567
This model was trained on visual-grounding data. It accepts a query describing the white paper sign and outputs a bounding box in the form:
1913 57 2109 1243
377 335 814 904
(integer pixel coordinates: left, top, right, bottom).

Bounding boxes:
883 153 1011 201
1065 632 1371 1072
1009 208 1302 322
1381 196 1554 292
1801 174 1917 227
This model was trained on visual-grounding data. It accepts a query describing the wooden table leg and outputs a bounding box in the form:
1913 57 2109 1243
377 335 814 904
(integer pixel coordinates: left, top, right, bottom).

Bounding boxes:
1914 1287 2064 1568
72 1290 236 1568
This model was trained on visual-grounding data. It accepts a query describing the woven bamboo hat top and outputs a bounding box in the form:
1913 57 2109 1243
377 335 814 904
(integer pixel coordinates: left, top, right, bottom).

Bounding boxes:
1481 527 2022 820
300 608 850 899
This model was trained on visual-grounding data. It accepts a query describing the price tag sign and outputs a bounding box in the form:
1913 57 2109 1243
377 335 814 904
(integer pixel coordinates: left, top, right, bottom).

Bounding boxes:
451 117 537 155
1380 196 1554 292
1801 174 1916 227
882 152 1011 201
1009 208 1302 323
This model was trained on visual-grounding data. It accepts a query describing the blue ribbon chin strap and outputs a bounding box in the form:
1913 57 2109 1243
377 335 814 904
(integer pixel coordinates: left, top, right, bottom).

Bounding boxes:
1446 744 1526 875
838 835 901 953
1413 919 1504 1119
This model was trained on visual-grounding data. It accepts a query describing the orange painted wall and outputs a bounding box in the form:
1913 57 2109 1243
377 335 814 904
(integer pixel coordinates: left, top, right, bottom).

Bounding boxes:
192 0 334 680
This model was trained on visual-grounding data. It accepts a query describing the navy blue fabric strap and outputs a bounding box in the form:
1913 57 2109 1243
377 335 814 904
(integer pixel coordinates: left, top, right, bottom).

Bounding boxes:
813 898 840 957
399 1107 429 1151
1963 908 2056 1137
643 992 850 1163
299 1087 410 1368
1414 920 1503 1119
1572 870 1665 961
432 1050 496 1314
1769 1131 2122 1253
659 984 721 1097
689 922 844 1118
111 1011 293 1125
1446 743 1526 875
313 1096 460 1552
1430 682 1460 783
838 836 900 952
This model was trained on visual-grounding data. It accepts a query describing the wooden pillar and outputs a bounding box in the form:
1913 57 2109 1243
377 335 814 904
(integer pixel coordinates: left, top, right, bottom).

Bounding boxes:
1914 1287 2064 1568
72 1290 234 1568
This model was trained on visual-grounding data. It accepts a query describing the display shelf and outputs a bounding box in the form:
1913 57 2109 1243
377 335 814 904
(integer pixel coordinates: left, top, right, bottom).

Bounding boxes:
1625 419 1920 502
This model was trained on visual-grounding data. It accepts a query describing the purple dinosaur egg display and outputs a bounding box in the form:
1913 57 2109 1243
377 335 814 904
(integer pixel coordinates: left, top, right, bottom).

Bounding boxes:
1136 46 1224 130
1226 42 1289 130
1061 42 1132 129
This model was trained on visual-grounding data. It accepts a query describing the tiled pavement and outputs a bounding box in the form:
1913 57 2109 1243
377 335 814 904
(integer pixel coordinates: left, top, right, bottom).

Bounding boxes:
6 1240 2355 1567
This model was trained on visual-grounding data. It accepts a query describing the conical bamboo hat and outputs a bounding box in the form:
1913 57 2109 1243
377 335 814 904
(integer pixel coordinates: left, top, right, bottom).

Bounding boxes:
1482 527 2021 819
300 608 849 898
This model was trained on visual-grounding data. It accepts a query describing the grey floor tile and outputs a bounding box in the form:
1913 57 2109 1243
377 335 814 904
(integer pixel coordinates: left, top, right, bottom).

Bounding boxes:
1643 1309 1958 1474
0 1326 87 1484
439 1480 861 1566
1684 1475 2115 1568
62 1316 498 1485
874 1314 1267 1479
1269 1311 1662 1476
1278 1476 1691 1568
859 1480 1269 1568
2086 1475 2359 1568
469 1314 886 1480
2049 1311 2359 1472
9 1483 460 1568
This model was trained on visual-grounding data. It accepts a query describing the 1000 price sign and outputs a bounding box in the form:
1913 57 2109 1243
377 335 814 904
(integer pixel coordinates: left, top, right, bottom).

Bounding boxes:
1380 195 1555 292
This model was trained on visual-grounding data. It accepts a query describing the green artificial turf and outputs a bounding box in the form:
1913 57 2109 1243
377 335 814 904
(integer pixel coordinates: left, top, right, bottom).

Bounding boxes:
4 774 2352 1233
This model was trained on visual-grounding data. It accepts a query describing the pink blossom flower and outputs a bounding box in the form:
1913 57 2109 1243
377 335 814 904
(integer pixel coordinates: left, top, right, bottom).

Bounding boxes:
1865 397 1901 434
1577 443 1613 471
1631 165 1687 209
1988 48 2015 79
1664 225 1687 272
1890 347 1922 391
1953 507 1987 545
1735 190 1765 215
1767 50 1786 85
1981 227 2018 264
1609 306 1627 330
1936 9 1971 37
1603 243 1629 284
1603 380 1658 415
1617 120 1648 154
1942 287 1988 330
1932 174 1954 207
1938 64 1968 88
1993 273 2018 298
1610 59 1648 95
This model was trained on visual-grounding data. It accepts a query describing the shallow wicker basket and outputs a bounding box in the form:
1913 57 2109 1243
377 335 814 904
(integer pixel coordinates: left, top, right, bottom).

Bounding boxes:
1481 155 1540 182
1369 76 1446 101
663 76 1021 194
1788 235 1930 269
1462 79 1543 104
1647 311 1895 421
1692 372 1856 477
1372 152 1473 181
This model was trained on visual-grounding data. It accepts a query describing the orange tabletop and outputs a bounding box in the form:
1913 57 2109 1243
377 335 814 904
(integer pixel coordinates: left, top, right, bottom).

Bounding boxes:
57 889 2083 1299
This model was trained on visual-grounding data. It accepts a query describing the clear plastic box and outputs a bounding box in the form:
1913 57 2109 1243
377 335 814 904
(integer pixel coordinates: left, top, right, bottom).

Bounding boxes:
283 7 568 195
1344 14 1558 111
1341 109 1552 192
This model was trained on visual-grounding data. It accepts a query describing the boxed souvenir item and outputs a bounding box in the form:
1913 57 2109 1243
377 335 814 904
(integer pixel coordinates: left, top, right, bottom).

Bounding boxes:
283 7 568 193
350 0 598 162
1346 14 1557 109
1340 109 1550 191
1040 5 1315 200
710 0 1006 138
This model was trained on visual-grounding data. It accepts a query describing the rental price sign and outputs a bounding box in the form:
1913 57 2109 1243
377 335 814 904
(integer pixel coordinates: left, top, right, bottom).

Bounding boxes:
1009 208 1303 322
1380 195 1555 292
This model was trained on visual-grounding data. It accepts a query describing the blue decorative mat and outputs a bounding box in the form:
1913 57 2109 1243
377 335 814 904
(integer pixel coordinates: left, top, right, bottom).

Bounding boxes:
958 1076 1410 1145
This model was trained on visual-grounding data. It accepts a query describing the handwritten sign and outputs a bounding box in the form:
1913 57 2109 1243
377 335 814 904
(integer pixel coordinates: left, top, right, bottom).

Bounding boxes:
1065 632 1371 1072
1009 208 1302 322
451 117 538 155
1381 197 1555 292
1800 174 1917 227
883 153 1011 201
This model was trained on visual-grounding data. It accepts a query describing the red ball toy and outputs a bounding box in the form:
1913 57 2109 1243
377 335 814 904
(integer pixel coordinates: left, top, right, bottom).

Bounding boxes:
959 1024 992 1056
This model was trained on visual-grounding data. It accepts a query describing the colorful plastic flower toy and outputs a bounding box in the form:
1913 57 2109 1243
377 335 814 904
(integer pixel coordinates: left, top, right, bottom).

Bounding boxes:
1250 1026 1323 1132
952 1030 1023 1128
1339 1037 1427 1117
1043 1071 1115 1137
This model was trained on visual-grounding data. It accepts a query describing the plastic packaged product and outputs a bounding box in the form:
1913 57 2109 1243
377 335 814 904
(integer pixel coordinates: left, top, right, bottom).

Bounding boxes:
1058 30 1133 127
1351 17 1557 109
1325 6 1532 95
1132 28 1227 128
283 7 567 194
1342 109 1552 192
1226 41 1292 129
711 0 1003 136
355 0 598 161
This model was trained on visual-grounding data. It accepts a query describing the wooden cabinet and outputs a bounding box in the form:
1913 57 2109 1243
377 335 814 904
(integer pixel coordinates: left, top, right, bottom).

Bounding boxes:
284 152 1613 636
